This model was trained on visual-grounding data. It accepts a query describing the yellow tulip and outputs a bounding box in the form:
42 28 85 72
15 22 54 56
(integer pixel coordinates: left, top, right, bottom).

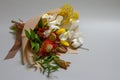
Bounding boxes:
56 28 66 35
60 40 69 47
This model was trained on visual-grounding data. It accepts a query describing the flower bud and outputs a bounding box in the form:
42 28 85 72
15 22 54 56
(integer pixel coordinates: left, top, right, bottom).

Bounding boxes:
49 32 57 41
60 40 69 47
56 28 66 35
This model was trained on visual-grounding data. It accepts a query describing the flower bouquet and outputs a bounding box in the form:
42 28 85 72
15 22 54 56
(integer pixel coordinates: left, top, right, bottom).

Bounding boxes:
5 4 88 77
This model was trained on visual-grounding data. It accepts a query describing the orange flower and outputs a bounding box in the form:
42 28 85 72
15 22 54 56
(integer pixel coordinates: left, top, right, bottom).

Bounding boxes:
38 39 57 58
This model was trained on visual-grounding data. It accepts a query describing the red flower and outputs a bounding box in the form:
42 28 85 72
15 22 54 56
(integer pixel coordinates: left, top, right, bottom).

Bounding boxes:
37 28 45 39
36 27 49 39
38 39 57 58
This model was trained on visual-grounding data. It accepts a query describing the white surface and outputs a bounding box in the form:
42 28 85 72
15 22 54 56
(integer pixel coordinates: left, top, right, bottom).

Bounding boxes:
0 0 120 80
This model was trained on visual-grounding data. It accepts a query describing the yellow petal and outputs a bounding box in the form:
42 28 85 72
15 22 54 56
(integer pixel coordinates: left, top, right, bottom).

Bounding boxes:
60 40 69 47
71 12 79 20
56 28 66 35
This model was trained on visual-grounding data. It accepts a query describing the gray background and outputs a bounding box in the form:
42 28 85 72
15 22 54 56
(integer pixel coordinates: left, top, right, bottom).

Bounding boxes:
0 0 120 80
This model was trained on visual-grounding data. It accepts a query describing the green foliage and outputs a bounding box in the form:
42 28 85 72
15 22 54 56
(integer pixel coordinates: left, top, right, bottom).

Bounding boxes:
25 30 30 39
10 26 17 32
38 18 43 28
25 29 42 53
30 29 36 40
33 53 60 77
30 41 40 53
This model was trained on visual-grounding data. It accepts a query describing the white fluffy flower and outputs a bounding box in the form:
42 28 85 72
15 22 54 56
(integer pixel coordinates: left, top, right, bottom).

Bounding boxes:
62 20 80 40
42 14 49 19
67 30 74 39
43 29 52 37
71 41 81 48
49 15 63 26
78 37 84 44
71 33 84 48
42 14 62 37
50 25 60 31
69 20 80 31
42 13 57 22
59 32 68 40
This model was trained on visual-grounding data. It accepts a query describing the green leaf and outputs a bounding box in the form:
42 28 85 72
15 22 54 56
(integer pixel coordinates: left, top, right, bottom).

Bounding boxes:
34 43 40 53
34 34 39 39
30 41 36 48
25 30 30 39
30 41 40 53
43 56 53 64
53 56 59 60
38 18 43 28
36 56 42 61
34 34 42 47
10 26 17 32
50 65 59 71
35 34 41 42
32 55 41 61
30 29 36 40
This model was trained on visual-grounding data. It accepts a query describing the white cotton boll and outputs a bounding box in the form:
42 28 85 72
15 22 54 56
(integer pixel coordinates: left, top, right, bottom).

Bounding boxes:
43 30 51 37
71 41 81 48
78 37 84 44
71 35 84 48
72 38 78 42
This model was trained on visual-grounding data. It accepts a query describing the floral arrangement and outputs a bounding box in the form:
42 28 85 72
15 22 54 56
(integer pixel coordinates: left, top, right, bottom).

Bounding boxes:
5 4 88 77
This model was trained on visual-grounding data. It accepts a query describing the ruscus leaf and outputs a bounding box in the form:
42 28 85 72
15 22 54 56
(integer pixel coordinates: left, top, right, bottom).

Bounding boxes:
25 29 30 39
